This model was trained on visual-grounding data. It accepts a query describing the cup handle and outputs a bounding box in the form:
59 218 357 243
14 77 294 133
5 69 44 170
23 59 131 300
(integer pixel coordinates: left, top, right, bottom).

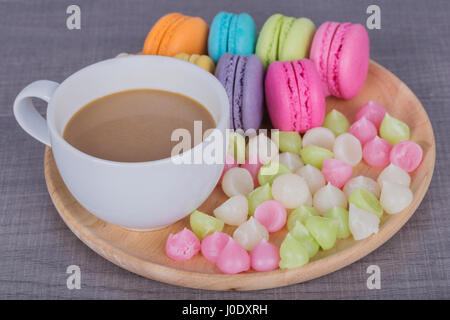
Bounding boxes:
13 80 60 146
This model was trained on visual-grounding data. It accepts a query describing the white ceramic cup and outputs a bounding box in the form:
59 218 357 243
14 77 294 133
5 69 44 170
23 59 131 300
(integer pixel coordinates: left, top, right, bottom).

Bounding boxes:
13 55 229 230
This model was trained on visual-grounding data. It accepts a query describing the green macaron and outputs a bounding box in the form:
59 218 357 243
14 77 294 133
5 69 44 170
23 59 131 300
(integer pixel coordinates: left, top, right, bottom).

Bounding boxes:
256 14 316 68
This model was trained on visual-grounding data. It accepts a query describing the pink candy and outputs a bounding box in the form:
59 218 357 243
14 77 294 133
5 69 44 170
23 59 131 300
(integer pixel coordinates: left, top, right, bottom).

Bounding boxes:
321 158 353 189
216 238 250 274
390 140 423 172
241 155 263 187
219 154 238 183
254 200 287 233
201 232 231 263
250 239 280 272
355 101 387 129
165 228 201 262
363 136 392 168
349 116 377 145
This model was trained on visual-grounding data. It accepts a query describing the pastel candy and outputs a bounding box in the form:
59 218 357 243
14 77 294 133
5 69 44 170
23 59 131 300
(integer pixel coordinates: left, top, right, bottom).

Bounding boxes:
287 205 319 230
324 206 350 239
379 113 410 145
201 232 231 263
349 116 377 146
355 101 386 129
166 228 201 262
228 131 246 163
216 238 250 274
219 154 238 183
390 140 423 173
333 133 362 166
254 200 287 232
272 131 302 155
300 145 334 169
241 155 263 187
302 127 335 151
305 216 337 250
289 221 319 258
323 109 350 136
247 183 273 216
344 176 380 198
279 233 309 269
295 164 326 194
313 182 347 213
377 164 411 187
222 167 254 197
272 173 311 209
278 152 304 172
380 181 413 214
258 161 291 185
213 195 248 226
321 158 353 189
250 239 280 272
233 217 269 251
363 136 392 168
190 210 224 240
349 203 380 240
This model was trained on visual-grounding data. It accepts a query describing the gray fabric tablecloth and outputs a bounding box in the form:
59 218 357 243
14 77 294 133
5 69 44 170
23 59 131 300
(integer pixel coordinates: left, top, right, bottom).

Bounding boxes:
0 0 449 299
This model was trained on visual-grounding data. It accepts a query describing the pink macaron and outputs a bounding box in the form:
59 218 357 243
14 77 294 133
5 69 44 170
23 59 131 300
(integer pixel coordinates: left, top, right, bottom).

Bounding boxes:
265 59 326 133
310 22 370 99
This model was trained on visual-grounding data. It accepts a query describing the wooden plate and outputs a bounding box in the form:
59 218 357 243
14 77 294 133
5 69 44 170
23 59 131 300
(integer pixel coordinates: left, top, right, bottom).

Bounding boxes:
44 61 435 291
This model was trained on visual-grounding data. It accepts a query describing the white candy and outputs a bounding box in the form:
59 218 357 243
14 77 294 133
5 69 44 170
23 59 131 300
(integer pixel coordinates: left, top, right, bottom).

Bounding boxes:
295 164 326 194
333 133 362 166
272 173 311 209
380 181 413 214
344 176 380 199
233 217 269 251
278 152 304 172
213 195 248 226
377 164 411 188
302 127 335 151
247 133 279 164
222 167 254 197
349 203 380 240
313 182 348 213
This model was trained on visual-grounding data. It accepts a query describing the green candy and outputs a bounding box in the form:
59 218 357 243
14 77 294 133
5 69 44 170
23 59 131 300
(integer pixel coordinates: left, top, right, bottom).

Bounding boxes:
227 131 246 163
379 113 410 145
300 145 334 169
189 210 224 240
279 233 310 269
324 206 350 239
349 188 383 218
287 206 319 231
290 221 320 258
272 131 302 155
305 216 337 250
323 109 350 136
247 183 273 216
257 162 291 185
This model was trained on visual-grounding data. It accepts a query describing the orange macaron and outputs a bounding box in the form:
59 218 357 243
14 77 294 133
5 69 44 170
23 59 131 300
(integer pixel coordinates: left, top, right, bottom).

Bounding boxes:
143 13 209 56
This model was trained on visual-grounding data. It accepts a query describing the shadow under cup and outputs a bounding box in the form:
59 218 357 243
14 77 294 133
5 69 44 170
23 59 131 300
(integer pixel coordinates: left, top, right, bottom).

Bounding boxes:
47 56 229 230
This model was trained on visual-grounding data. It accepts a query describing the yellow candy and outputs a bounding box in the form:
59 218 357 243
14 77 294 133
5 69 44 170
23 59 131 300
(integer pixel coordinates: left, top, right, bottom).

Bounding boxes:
174 53 215 73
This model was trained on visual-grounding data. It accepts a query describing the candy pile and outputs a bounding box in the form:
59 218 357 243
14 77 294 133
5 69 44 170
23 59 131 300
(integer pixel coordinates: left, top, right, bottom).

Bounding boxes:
166 101 423 273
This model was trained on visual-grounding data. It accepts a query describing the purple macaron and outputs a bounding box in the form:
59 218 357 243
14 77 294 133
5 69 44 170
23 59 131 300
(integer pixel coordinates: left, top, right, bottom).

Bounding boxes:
215 53 264 131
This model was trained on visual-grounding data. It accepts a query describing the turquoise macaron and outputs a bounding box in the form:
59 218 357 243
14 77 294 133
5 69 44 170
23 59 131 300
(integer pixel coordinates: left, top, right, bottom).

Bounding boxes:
208 12 257 63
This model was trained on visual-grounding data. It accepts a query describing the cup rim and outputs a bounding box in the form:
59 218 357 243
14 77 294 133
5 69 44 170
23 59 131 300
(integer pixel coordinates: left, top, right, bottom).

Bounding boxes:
46 55 229 167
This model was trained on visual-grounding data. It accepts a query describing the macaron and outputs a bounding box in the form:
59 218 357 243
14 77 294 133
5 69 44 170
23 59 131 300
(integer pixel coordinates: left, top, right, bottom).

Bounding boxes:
173 53 215 73
208 12 257 63
142 13 209 56
265 58 326 133
310 22 370 99
215 53 264 131
256 14 316 68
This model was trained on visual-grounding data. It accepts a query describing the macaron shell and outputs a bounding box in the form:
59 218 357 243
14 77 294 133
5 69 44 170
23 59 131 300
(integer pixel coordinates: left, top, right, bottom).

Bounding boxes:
241 55 264 130
159 17 209 56
142 13 184 55
256 14 284 68
277 16 296 60
265 61 301 131
232 55 245 130
328 23 369 99
310 21 340 96
279 18 316 62
229 13 257 56
208 12 233 63
216 53 240 129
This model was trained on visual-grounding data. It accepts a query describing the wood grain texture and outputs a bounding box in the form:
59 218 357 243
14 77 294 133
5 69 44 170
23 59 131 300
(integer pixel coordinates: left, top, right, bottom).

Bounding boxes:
43 61 436 291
